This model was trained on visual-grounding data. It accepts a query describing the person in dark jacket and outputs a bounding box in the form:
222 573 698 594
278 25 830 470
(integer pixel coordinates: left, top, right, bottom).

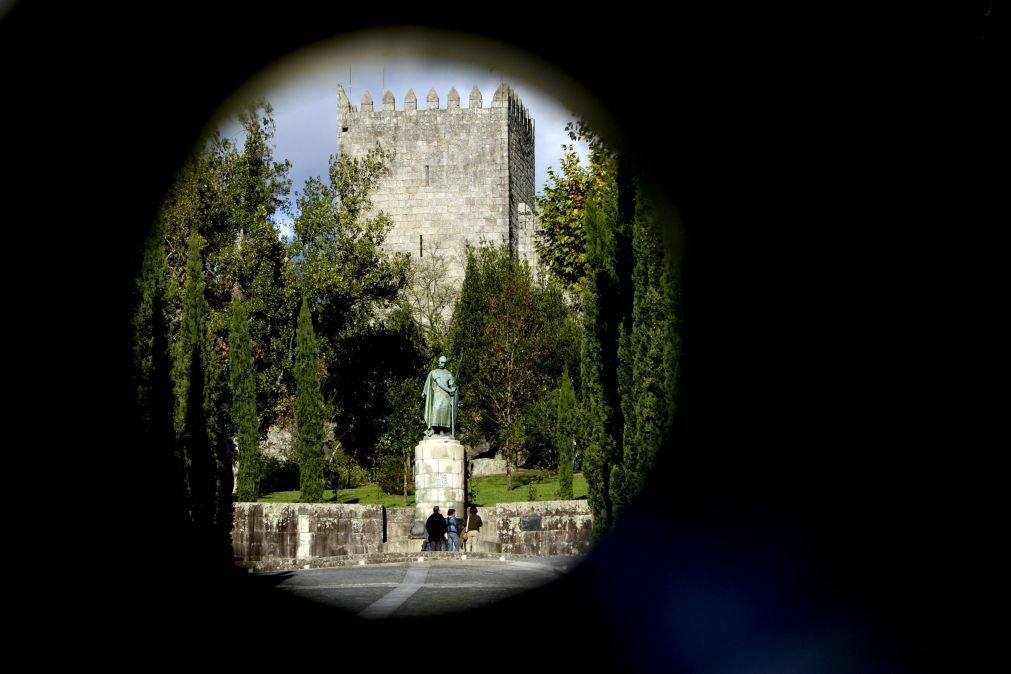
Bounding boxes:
425 505 448 552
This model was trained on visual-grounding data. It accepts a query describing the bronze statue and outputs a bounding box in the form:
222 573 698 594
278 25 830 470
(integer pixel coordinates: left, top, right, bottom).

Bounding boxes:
422 355 458 437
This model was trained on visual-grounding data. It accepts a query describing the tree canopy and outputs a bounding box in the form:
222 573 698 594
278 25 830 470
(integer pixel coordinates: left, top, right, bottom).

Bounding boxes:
131 102 681 537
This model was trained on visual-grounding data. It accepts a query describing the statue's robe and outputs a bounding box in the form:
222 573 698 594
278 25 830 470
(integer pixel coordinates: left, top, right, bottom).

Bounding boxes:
423 368 456 430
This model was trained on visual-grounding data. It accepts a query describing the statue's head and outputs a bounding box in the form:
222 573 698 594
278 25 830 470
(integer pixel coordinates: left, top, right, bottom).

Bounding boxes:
438 355 447 367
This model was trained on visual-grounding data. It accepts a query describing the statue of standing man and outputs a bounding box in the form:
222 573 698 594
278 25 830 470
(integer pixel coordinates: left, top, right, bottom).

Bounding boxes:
422 356 458 438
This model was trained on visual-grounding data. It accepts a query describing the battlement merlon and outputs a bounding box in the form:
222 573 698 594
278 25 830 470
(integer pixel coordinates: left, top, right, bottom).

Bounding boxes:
337 83 357 132
337 84 534 140
335 81 539 284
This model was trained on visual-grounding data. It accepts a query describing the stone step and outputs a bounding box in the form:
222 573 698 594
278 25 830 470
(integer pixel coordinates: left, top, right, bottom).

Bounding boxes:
383 539 501 554
239 550 516 572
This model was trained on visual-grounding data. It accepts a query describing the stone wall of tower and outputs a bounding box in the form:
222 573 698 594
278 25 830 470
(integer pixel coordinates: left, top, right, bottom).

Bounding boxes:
337 83 537 288
505 87 535 262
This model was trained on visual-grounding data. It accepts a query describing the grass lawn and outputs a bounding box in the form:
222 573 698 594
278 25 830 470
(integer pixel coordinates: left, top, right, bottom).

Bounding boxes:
256 483 415 508
256 470 586 506
470 470 588 506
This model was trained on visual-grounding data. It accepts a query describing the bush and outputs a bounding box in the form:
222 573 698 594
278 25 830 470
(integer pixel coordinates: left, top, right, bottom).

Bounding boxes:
260 456 300 494
325 451 370 492
377 454 414 495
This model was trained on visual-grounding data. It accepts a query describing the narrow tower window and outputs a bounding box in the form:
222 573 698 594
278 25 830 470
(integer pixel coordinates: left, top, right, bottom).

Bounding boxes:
420 234 423 258
425 165 430 186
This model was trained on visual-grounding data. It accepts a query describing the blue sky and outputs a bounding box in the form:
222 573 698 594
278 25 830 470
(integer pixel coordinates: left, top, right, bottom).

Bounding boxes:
217 46 590 241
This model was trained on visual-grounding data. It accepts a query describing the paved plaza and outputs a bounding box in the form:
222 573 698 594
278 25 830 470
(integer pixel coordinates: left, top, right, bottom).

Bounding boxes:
257 556 582 618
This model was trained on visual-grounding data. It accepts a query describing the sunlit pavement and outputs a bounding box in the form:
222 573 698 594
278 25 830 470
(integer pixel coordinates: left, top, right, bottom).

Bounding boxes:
259 556 582 618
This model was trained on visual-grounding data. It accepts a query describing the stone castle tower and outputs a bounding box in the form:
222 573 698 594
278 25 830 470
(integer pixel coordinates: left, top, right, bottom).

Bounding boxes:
337 83 538 287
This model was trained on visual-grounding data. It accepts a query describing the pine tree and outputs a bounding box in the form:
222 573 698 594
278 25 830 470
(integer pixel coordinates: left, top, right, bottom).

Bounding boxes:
295 297 324 502
231 293 260 501
556 364 578 500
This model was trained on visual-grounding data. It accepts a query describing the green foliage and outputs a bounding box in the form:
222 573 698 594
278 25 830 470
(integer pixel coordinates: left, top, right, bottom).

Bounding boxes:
519 387 559 469
231 295 260 501
160 102 292 449
468 471 589 505
612 189 682 521
377 454 414 496
132 221 185 526
568 140 681 536
580 198 618 537
579 155 635 538
288 145 413 464
133 220 172 428
449 244 579 490
534 147 591 295
173 228 208 439
534 120 619 297
295 298 325 502
289 145 408 349
171 229 220 550
322 445 370 502
449 243 516 448
143 102 292 558
478 260 545 489
556 364 578 500
336 304 428 473
374 368 426 506
132 99 682 550
259 472 589 506
258 484 417 508
260 455 300 494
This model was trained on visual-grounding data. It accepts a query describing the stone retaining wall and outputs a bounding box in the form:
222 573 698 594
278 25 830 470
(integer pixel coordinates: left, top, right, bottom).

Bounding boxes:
232 503 384 563
386 507 415 544
470 457 508 478
234 500 592 567
493 501 593 556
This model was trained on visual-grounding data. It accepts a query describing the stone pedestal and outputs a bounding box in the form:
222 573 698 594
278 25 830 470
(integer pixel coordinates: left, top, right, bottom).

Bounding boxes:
410 435 466 537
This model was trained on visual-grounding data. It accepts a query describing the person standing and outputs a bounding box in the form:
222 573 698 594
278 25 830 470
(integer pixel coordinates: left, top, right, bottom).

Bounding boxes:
463 505 482 553
446 508 461 552
425 505 448 552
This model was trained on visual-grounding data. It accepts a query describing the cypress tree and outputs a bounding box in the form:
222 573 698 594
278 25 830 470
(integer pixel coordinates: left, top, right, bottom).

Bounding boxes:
446 243 519 447
580 197 617 536
580 166 634 537
134 222 168 429
613 188 675 520
295 297 324 502
556 364 578 500
173 228 215 540
231 293 260 502
133 222 186 529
